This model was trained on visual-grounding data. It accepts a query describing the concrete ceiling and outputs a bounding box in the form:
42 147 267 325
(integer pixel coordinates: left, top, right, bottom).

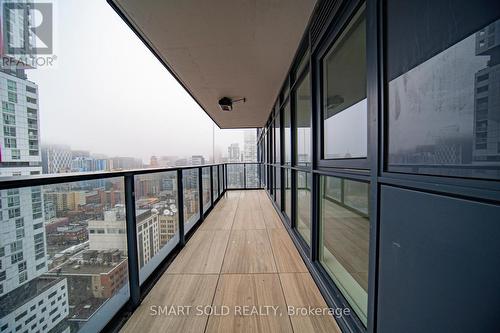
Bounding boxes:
111 0 317 128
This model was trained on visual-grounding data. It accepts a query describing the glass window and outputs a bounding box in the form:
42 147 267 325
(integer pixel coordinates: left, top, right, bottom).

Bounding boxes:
182 169 200 234
134 171 179 284
284 169 292 221
275 113 281 164
7 80 16 91
323 6 367 159
4 138 17 148
387 6 500 179
8 91 17 103
11 149 21 160
202 167 211 212
319 176 369 325
267 127 273 164
296 171 311 245
2 101 15 113
274 167 281 208
295 72 312 166
284 102 291 165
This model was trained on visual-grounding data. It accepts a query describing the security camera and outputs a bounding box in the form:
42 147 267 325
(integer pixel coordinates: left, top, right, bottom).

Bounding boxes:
218 97 233 112
218 97 246 112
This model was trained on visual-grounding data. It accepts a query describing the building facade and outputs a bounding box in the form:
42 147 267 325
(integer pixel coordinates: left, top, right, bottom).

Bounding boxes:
41 144 72 174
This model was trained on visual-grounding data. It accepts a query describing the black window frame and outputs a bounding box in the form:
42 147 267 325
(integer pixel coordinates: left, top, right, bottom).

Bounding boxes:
314 0 370 171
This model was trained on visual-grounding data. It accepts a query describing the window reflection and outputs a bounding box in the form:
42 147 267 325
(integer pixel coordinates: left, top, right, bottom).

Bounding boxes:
319 176 369 325
323 6 367 159
284 102 291 165
284 168 292 221
388 19 500 179
275 167 281 208
275 113 281 164
296 171 311 245
296 73 312 166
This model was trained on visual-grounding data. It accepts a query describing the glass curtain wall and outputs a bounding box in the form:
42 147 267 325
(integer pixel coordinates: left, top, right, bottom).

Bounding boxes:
257 2 370 328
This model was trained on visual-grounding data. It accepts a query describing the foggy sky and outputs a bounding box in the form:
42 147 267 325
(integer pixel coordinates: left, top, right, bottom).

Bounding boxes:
28 0 250 163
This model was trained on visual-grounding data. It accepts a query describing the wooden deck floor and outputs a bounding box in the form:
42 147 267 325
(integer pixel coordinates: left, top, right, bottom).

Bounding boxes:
121 190 341 333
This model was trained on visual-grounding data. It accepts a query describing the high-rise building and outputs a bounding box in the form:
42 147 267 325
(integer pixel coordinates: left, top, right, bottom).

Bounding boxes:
43 191 87 214
0 73 42 176
88 206 127 251
158 209 177 246
136 209 160 268
41 144 72 174
473 20 500 165
71 156 108 172
0 2 68 330
174 158 188 166
227 143 240 162
149 155 159 167
190 155 205 165
109 156 143 170
243 130 257 162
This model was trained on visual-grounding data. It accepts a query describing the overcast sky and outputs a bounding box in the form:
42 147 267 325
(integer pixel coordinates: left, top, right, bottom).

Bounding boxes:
28 0 251 163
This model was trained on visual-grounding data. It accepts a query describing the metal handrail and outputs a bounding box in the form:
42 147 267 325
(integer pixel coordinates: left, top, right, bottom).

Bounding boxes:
0 161 262 331
0 163 246 190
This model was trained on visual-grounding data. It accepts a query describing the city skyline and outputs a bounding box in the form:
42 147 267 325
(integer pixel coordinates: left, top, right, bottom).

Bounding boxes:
26 0 254 162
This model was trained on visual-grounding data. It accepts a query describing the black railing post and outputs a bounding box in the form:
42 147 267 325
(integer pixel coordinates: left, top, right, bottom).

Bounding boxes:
198 167 204 221
243 164 247 189
124 174 140 308
176 169 185 246
224 164 227 191
210 166 214 207
217 166 220 198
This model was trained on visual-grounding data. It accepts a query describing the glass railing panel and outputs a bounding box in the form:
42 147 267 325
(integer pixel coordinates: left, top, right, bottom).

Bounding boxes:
245 163 260 188
202 167 211 213
0 177 129 333
212 167 219 200
182 169 200 234
134 171 179 285
227 164 244 189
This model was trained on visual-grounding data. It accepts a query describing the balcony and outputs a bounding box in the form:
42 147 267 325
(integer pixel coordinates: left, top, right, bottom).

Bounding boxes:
1 163 343 333
1 0 499 332
121 190 339 333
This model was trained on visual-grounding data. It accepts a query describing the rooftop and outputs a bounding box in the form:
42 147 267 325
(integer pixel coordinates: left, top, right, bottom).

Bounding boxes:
0 276 64 317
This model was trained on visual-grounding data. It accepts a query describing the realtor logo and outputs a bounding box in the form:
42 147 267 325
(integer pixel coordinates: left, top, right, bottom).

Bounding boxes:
1 1 56 68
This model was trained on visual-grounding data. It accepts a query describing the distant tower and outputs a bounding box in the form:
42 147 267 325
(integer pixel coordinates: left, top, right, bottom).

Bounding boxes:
473 20 500 166
150 155 159 167
228 143 240 162
243 130 257 162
